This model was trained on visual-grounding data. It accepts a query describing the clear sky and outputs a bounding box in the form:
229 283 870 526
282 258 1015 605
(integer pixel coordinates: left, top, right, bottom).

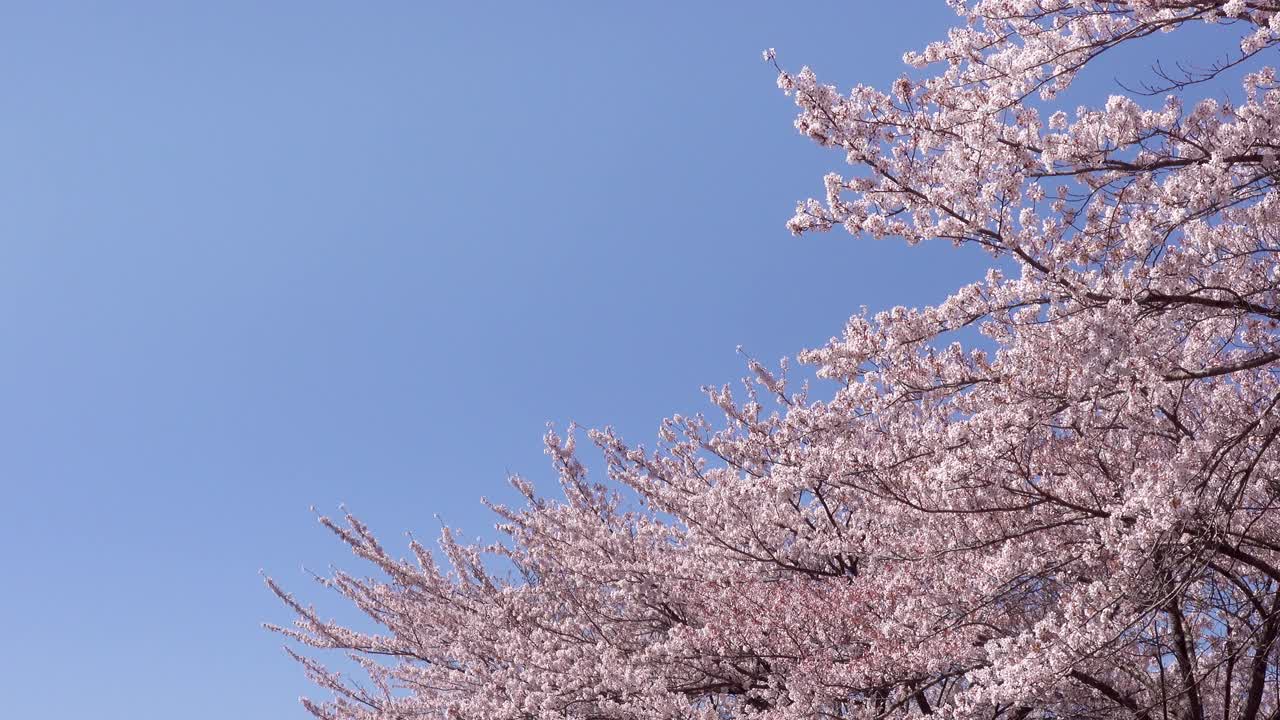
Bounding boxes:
0 3 1229 718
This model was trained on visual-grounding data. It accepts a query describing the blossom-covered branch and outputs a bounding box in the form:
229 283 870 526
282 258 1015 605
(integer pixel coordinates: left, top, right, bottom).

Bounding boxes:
268 3 1280 719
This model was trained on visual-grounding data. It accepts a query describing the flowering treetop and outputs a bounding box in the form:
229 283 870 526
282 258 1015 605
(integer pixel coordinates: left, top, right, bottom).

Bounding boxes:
269 3 1280 719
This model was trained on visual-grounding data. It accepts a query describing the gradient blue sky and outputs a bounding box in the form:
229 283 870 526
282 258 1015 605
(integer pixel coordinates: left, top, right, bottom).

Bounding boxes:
0 3 1234 718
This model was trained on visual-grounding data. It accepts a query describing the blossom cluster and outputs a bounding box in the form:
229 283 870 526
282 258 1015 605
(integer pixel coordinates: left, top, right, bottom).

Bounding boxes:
269 3 1280 719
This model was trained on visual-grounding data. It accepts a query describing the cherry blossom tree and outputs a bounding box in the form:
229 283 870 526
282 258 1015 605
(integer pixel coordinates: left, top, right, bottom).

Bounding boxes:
267 3 1280 719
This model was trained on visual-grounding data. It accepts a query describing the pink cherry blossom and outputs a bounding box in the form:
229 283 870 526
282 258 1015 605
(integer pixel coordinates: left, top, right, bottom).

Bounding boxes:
268 4 1280 719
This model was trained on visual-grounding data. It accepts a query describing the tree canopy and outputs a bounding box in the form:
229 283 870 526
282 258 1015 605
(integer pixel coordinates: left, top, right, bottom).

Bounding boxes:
269 3 1280 719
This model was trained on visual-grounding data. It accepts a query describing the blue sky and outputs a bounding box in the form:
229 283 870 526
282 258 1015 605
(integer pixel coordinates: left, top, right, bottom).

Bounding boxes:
0 3 1236 718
